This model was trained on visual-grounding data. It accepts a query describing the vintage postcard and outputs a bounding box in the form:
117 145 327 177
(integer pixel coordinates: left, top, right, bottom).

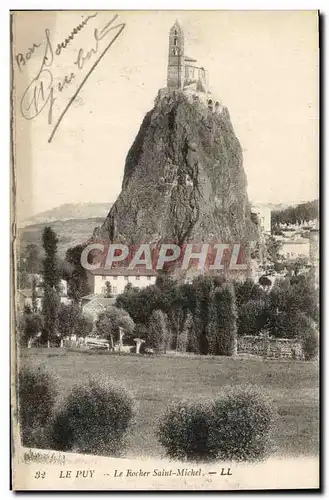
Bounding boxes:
11 10 319 491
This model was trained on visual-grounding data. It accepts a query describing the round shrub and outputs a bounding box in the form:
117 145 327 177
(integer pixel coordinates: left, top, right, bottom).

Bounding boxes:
157 399 214 461
18 365 58 448
208 386 277 462
51 377 135 456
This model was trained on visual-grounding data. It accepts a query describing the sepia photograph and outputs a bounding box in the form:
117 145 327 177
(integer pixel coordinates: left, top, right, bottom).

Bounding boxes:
11 9 319 491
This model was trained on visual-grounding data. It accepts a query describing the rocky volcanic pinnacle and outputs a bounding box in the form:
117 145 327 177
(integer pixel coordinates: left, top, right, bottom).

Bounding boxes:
94 91 258 253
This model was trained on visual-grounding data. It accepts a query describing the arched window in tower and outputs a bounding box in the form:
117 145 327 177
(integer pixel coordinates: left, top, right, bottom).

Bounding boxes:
173 46 179 55
174 30 178 36
173 37 177 46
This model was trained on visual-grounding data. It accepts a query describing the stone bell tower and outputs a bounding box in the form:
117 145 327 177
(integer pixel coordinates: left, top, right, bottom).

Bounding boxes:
167 20 185 90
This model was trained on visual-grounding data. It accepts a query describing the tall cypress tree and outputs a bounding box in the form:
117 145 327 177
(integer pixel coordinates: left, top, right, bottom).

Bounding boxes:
42 227 60 345
192 276 214 354
148 310 169 354
65 244 90 303
207 283 238 356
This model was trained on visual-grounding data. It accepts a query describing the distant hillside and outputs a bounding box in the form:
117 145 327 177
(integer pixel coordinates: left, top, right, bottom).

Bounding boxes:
271 199 319 226
18 218 104 258
19 203 112 227
253 202 295 211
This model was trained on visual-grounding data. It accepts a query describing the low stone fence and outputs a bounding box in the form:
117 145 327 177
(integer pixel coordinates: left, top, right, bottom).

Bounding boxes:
237 335 303 360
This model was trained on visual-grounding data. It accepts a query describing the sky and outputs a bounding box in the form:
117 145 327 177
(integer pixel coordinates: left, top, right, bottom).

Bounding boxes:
13 10 319 221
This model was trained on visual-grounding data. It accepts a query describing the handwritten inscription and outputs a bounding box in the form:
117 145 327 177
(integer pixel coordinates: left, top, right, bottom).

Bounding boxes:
19 13 126 142
16 43 41 71
55 13 98 56
15 13 98 72
73 17 123 71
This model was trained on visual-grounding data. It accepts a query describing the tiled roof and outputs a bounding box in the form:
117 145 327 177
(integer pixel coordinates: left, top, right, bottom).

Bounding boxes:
81 293 100 300
82 296 116 308
95 298 116 307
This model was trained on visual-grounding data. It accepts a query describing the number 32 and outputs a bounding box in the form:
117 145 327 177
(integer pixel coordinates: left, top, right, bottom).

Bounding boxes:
34 471 46 479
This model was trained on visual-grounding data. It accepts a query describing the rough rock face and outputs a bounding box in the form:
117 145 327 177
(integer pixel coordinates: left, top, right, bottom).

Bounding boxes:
94 91 258 254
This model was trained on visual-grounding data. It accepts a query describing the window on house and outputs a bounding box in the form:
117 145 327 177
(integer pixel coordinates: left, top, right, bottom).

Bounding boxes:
113 276 118 280
147 276 151 281
102 276 106 281
124 276 128 281
135 276 140 281
101 287 106 294
112 286 117 295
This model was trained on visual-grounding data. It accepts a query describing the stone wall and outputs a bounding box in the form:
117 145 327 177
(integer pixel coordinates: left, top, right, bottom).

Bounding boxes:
238 335 303 360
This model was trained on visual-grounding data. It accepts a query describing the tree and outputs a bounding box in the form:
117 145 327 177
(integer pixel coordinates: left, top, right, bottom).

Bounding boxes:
233 279 265 307
259 275 272 289
31 276 38 313
65 244 90 303
271 199 318 226
302 325 319 360
116 284 162 325
133 323 149 341
266 271 318 338
58 303 78 338
18 243 43 288
178 311 194 353
58 303 93 339
191 276 216 355
42 227 61 344
147 310 169 354
25 244 42 273
77 314 93 338
42 288 60 345
96 306 135 346
264 235 282 266
166 280 199 350
124 282 133 293
237 299 268 336
104 281 112 298
206 283 238 356
19 310 43 346
269 272 318 322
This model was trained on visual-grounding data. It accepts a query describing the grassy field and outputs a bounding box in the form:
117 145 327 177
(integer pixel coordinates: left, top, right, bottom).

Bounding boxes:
20 349 319 459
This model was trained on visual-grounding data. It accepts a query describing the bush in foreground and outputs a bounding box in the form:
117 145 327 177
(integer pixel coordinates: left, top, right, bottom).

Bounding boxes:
18 365 58 448
158 387 277 462
208 386 277 462
157 399 213 461
51 377 135 456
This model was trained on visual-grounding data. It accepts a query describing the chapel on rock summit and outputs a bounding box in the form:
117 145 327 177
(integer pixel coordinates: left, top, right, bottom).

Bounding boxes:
164 20 222 112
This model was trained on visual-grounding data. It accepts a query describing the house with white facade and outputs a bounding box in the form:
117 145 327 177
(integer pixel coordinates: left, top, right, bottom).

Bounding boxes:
17 275 72 312
87 267 157 296
17 289 43 312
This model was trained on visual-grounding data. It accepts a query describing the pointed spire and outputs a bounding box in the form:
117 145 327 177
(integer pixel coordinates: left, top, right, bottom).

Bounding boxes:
171 19 183 33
